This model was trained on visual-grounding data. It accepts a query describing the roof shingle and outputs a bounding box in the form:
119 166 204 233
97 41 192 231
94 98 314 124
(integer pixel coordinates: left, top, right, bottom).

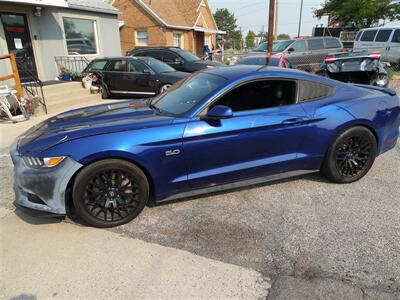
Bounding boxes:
68 0 120 15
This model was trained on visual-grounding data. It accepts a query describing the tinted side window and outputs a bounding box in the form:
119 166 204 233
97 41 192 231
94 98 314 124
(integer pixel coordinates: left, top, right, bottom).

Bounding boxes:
325 38 341 49
143 50 163 60
162 52 179 62
291 40 306 52
392 29 400 43
355 31 363 41
298 80 335 102
215 80 297 112
360 30 377 42
308 39 325 50
127 60 146 73
107 60 127 72
375 29 393 42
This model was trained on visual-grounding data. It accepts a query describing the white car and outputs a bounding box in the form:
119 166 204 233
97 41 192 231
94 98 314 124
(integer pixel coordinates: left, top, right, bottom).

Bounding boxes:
353 27 400 65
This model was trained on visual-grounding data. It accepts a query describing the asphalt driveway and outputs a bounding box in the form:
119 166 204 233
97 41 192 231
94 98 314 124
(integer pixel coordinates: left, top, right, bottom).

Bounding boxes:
1 140 399 299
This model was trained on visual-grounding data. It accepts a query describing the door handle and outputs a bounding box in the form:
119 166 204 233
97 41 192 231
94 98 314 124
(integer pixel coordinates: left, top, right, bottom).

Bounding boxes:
281 118 305 125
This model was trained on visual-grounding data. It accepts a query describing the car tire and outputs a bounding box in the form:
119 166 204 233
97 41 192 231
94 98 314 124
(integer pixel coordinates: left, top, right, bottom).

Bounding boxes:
321 126 377 183
100 84 109 99
72 159 149 228
159 84 172 94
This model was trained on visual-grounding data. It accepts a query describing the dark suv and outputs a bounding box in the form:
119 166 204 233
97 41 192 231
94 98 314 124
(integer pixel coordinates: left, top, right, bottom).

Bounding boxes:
83 56 189 99
128 47 225 73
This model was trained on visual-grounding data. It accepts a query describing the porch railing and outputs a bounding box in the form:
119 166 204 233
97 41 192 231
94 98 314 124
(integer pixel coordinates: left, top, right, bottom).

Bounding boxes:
16 57 47 114
55 56 91 75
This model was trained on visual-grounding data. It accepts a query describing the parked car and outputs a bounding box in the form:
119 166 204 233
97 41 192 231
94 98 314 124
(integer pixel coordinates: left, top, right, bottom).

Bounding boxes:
128 47 225 73
236 54 292 68
316 50 389 87
353 27 400 65
11 66 399 227
83 56 190 98
275 37 344 70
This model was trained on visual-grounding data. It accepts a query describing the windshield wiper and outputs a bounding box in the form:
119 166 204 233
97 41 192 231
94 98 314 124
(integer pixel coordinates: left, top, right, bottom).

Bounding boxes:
149 103 163 114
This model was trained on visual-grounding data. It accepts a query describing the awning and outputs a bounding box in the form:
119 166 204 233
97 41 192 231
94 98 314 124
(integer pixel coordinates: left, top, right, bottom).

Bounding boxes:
194 27 226 35
1 0 68 7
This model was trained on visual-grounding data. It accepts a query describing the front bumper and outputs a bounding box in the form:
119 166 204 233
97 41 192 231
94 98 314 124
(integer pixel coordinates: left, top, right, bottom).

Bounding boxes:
10 140 82 216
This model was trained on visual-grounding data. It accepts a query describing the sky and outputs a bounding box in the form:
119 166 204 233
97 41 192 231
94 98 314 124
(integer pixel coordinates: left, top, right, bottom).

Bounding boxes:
208 0 328 38
207 0 400 38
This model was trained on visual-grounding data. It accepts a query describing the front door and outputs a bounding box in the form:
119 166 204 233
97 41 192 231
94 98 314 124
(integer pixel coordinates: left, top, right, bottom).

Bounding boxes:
0 12 38 81
182 79 310 188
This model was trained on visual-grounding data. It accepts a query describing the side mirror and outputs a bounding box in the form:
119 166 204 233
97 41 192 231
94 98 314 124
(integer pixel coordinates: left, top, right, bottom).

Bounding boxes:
143 69 153 75
287 47 295 53
206 105 233 119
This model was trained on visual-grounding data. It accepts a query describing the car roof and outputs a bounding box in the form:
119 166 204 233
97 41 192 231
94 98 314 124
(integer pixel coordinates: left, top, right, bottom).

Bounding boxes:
241 54 284 59
132 47 182 52
359 27 399 31
204 65 314 81
91 56 156 61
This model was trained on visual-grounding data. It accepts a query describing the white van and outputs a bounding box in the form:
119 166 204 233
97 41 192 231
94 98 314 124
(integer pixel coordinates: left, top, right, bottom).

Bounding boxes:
353 27 400 64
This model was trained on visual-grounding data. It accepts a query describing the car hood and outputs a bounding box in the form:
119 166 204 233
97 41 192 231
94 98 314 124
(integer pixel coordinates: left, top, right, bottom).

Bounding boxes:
17 100 175 155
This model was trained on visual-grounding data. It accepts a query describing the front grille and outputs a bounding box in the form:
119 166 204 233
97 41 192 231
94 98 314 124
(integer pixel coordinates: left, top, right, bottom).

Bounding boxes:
27 193 47 205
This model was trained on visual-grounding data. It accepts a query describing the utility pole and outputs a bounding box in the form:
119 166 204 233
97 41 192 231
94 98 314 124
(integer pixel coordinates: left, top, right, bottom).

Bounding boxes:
267 0 275 55
274 0 279 40
297 0 304 38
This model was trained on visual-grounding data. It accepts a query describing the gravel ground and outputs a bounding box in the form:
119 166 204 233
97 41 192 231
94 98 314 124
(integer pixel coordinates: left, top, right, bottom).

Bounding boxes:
1 141 399 299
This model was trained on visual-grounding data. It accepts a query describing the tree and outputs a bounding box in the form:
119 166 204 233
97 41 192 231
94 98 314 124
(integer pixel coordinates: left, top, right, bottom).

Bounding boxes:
213 8 241 49
245 30 256 48
314 0 400 29
277 33 290 40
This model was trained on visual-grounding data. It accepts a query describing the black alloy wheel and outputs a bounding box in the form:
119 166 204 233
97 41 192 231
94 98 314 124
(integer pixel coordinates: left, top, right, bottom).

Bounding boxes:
321 126 377 183
73 159 149 227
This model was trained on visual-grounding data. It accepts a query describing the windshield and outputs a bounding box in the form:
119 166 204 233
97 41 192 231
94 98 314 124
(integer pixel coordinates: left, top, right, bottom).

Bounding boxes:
272 40 294 52
151 73 227 116
142 58 175 73
177 50 201 62
255 42 268 52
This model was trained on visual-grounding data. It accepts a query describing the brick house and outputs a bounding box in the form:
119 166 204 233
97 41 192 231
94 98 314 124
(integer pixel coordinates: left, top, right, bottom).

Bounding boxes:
111 0 224 56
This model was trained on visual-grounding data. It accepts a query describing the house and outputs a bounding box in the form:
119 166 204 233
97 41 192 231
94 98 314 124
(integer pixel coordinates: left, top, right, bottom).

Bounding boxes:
112 0 225 56
0 0 122 82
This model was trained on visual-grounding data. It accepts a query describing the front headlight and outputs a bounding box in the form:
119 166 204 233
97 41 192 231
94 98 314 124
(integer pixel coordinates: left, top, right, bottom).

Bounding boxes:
22 156 66 169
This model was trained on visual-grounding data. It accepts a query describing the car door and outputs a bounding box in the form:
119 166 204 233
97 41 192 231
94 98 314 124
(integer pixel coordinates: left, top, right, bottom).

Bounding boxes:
103 59 127 93
124 59 157 96
182 78 311 189
285 40 308 69
387 29 400 64
373 29 393 62
307 38 327 65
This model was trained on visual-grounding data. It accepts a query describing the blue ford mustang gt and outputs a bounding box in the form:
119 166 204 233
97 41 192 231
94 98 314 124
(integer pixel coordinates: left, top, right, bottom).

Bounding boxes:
11 66 399 227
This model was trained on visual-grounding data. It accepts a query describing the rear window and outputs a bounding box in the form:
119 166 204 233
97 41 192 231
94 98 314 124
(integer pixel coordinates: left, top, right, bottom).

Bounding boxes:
392 29 400 43
324 38 341 49
375 29 393 42
360 30 377 42
142 50 163 60
308 39 324 50
238 57 280 66
298 80 335 102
